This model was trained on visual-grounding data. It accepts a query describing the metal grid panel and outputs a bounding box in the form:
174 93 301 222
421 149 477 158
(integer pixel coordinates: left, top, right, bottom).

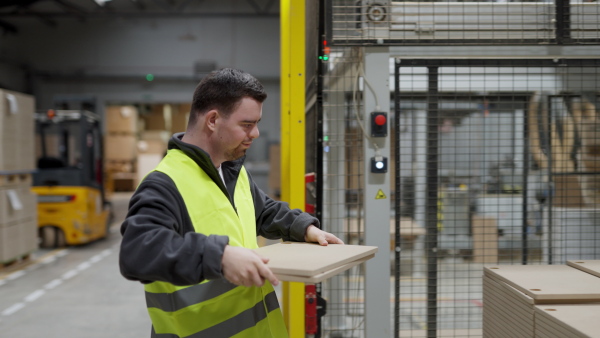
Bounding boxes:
393 59 600 338
315 55 600 337
316 47 368 337
328 0 600 45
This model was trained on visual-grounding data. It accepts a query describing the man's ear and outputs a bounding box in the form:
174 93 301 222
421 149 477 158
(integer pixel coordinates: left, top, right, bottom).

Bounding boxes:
205 110 219 131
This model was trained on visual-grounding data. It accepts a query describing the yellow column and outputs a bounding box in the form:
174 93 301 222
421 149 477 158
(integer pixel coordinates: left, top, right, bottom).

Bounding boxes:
280 0 306 336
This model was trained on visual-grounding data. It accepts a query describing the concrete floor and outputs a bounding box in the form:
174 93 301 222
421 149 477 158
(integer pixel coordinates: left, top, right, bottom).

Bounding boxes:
0 192 486 338
0 192 150 338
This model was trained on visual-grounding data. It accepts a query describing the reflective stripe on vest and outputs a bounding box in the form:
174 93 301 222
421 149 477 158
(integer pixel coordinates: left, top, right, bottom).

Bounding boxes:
151 291 281 338
144 149 288 338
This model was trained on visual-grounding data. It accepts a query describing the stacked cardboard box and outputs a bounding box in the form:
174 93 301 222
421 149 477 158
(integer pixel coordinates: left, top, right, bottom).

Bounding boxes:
472 215 498 264
0 175 38 264
0 89 35 172
136 130 169 184
104 105 139 192
483 264 600 338
141 103 189 134
0 89 38 265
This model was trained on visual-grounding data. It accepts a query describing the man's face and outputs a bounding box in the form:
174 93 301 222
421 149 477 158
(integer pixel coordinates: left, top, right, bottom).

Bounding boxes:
215 97 262 162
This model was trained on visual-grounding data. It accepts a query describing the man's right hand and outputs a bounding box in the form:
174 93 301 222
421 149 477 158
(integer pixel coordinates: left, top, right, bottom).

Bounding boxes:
221 245 279 287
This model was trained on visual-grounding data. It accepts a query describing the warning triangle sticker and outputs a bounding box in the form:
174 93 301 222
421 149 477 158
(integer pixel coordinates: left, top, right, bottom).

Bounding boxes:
375 189 387 200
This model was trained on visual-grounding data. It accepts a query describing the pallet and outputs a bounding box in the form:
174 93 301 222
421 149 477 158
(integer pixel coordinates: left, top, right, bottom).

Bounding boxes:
1 252 32 272
0 172 32 187
105 159 136 173
105 171 137 194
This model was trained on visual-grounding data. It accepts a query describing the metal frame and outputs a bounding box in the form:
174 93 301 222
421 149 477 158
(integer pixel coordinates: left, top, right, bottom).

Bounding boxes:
363 47 392 337
394 57 600 338
280 0 307 335
325 0 600 46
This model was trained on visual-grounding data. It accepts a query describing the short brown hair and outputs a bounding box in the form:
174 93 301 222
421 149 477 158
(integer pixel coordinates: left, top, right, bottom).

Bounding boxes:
187 68 267 127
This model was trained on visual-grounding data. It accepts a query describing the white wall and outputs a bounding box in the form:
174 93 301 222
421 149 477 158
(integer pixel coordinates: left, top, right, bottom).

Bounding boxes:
0 11 281 143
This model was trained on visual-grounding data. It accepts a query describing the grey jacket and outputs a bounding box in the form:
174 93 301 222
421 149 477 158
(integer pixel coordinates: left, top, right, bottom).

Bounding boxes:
119 132 319 286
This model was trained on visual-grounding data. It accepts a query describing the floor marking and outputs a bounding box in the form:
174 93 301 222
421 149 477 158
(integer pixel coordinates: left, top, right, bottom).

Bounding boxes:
1 303 25 316
24 290 45 302
56 250 69 257
41 256 56 264
6 271 25 280
44 279 62 290
77 262 92 271
89 254 103 263
0 245 113 318
61 269 78 280
0 248 68 283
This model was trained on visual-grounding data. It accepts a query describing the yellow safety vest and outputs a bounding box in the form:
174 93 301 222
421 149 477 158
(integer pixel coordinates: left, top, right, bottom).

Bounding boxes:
144 149 288 338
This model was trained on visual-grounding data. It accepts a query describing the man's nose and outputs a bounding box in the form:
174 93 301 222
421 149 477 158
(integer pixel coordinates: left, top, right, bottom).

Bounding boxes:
249 125 260 139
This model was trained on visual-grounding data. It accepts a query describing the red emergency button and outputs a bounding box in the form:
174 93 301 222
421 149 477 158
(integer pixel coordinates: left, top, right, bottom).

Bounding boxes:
370 111 388 137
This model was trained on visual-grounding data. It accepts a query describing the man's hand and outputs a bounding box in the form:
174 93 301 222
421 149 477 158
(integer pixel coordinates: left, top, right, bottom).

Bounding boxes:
305 225 344 246
221 245 279 287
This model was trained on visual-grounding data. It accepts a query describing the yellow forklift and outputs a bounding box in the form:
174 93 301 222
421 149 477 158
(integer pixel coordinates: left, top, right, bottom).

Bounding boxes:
32 109 112 248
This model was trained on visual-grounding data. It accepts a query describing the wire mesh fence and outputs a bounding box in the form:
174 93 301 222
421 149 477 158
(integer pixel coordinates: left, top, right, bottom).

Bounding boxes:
327 0 600 45
313 51 600 337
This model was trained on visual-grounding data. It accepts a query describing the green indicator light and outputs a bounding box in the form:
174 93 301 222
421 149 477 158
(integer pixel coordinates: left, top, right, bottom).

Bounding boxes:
318 56 323 60
323 135 329 141
146 74 154 81
323 56 329 61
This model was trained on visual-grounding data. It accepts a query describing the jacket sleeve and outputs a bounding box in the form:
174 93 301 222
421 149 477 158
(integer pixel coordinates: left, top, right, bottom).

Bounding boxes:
248 172 320 241
119 172 229 286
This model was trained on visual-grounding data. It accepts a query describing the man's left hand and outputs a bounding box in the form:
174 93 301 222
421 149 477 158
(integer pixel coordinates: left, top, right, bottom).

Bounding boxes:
304 225 344 246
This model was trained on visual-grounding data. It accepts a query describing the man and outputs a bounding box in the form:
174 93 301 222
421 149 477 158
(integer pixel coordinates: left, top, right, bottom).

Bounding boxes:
119 68 343 338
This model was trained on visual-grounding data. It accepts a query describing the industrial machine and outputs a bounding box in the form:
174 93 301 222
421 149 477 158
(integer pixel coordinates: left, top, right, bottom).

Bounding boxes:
32 109 112 248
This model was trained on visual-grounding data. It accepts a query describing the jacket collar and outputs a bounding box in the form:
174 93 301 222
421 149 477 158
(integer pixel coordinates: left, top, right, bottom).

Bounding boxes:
167 133 245 192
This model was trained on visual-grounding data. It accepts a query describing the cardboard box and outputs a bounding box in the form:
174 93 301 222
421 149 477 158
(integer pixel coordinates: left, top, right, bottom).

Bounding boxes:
0 222 21 263
20 217 38 254
173 103 190 133
553 175 585 208
138 130 170 155
105 134 137 161
105 105 138 134
143 104 169 131
472 215 498 264
137 153 163 183
0 184 37 225
0 89 35 172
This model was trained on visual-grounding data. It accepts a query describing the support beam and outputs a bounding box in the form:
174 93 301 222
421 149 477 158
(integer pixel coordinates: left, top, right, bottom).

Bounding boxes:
280 0 305 336
363 47 391 337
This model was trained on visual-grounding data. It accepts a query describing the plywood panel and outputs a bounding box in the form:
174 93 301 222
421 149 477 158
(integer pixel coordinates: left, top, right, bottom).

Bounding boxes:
273 254 374 283
484 265 600 302
567 260 600 278
535 304 600 338
253 242 377 277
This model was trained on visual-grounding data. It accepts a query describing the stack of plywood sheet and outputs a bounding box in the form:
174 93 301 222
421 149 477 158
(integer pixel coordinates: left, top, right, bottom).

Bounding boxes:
254 242 377 283
535 304 600 338
483 270 535 337
0 89 37 266
483 264 600 338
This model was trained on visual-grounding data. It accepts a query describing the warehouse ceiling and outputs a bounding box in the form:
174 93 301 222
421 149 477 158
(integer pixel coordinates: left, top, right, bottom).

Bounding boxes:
0 0 278 34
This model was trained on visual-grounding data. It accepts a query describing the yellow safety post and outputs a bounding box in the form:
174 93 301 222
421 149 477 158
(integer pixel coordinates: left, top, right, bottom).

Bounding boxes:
280 0 306 336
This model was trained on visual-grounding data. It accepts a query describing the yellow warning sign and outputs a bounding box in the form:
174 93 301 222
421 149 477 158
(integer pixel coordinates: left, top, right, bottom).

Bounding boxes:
375 189 387 200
